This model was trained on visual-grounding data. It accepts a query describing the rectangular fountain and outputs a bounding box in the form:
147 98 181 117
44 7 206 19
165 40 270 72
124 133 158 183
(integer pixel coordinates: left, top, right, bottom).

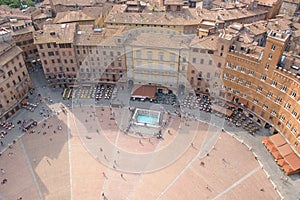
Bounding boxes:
132 108 161 128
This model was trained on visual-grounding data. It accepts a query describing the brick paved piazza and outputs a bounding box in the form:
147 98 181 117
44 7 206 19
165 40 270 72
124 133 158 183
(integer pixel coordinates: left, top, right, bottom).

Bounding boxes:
0 104 281 200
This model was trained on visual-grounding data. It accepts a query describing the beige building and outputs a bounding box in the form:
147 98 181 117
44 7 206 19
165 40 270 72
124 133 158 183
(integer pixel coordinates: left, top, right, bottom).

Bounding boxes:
0 28 32 120
279 0 300 22
197 6 268 28
125 30 191 93
223 30 300 154
30 4 53 30
34 23 78 87
105 5 200 34
256 0 282 19
74 25 127 85
8 19 39 67
188 34 233 97
53 5 113 28
49 0 105 14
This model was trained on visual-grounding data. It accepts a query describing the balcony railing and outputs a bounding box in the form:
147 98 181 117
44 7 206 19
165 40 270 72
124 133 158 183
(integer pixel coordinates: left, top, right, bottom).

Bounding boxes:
133 68 178 75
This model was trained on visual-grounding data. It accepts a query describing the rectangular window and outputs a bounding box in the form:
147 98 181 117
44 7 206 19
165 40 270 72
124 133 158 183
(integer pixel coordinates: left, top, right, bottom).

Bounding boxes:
207 72 210 78
159 54 164 61
267 92 273 98
135 51 141 59
292 110 298 117
286 121 291 128
241 66 246 73
271 45 276 51
170 54 175 62
290 91 296 98
48 52 54 56
209 60 212 65
253 98 258 104
226 62 231 68
271 110 277 116
281 85 287 92
233 65 238 70
7 70 13 77
260 75 266 81
268 54 272 60
200 59 204 64
271 80 277 86
249 70 254 76
192 58 196 63
265 64 269 70
275 97 282 104
285 103 291 110
170 64 175 71
279 115 286 121
257 86 262 92
147 52 152 60
245 81 251 87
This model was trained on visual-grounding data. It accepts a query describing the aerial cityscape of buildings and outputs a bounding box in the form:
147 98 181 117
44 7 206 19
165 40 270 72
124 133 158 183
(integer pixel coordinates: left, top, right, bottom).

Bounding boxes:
0 0 300 198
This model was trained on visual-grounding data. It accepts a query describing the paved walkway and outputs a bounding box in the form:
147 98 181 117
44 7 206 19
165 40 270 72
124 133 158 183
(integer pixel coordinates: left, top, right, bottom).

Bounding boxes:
0 68 298 199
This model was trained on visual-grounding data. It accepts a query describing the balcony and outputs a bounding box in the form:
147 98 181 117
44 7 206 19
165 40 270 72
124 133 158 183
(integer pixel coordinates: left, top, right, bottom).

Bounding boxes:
133 68 177 75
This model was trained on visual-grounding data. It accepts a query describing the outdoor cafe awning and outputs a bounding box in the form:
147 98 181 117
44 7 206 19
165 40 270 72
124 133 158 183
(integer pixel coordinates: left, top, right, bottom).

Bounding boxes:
270 133 287 147
132 85 157 99
262 134 300 175
211 104 233 116
225 102 237 108
21 98 28 105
